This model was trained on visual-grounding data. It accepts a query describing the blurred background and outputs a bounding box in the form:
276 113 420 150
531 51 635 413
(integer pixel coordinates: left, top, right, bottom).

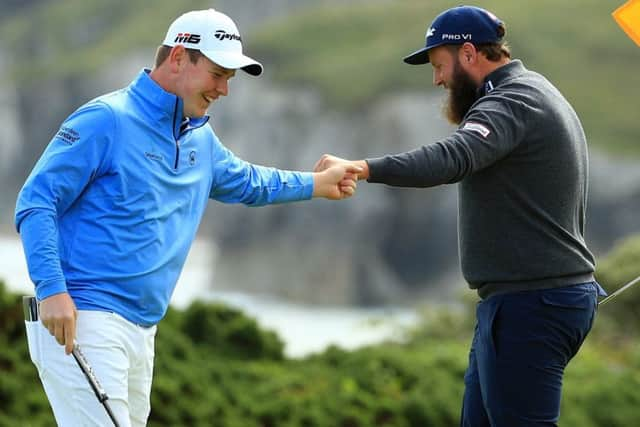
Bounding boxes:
1 1 640 425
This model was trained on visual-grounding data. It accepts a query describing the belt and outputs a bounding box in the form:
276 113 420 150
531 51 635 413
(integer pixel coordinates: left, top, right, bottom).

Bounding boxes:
477 272 596 299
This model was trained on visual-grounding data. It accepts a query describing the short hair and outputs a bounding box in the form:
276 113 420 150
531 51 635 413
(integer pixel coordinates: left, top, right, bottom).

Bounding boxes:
475 42 511 61
154 45 204 68
446 42 511 62
478 22 511 61
446 22 511 62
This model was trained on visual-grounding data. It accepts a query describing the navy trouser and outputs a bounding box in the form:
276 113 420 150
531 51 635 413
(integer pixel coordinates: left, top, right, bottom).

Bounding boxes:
460 282 600 427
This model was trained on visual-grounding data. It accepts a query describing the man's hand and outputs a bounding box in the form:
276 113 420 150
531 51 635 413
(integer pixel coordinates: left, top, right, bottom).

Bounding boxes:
313 163 363 200
313 154 369 180
40 293 77 355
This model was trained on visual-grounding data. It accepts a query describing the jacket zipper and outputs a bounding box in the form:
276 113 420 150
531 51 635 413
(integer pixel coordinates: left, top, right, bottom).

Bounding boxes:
174 140 180 169
172 99 180 170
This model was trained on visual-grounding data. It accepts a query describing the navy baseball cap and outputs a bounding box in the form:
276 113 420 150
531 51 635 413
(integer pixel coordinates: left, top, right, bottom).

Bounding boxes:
403 5 504 65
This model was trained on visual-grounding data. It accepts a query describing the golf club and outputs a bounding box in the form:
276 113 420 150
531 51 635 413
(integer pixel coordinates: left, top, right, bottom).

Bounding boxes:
598 274 640 306
22 296 120 427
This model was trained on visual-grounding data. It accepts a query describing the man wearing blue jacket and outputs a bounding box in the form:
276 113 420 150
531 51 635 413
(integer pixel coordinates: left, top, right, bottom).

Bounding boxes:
16 9 359 426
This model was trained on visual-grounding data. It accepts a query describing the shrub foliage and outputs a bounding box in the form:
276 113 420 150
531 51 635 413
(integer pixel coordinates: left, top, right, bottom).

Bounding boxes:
1 236 640 426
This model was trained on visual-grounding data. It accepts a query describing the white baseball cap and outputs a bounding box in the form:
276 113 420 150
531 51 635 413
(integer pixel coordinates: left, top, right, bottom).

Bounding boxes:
162 9 263 76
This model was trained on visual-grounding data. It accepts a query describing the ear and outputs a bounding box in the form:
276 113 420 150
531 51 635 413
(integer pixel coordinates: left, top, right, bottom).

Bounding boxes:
459 42 478 65
168 45 187 72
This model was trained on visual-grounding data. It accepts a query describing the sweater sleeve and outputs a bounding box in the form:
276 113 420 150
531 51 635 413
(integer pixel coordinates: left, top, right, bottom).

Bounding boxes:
367 95 532 188
208 138 314 206
15 102 114 300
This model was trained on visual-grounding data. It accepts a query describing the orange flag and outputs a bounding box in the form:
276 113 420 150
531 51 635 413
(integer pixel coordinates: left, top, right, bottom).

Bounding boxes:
613 0 640 46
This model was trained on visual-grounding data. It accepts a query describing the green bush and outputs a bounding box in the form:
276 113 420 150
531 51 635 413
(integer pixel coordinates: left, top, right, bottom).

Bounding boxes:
3 237 640 427
594 233 640 340
562 342 640 427
178 301 285 361
0 281 53 427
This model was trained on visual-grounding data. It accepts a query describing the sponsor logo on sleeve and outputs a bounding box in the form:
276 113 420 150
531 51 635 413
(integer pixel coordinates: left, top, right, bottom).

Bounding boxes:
462 122 491 138
56 126 80 145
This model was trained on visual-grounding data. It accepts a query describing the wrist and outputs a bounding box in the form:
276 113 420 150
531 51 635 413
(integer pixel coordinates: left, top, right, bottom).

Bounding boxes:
311 172 323 198
356 160 370 180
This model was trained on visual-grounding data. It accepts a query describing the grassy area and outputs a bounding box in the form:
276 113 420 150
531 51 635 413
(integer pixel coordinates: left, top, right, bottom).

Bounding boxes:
248 0 640 155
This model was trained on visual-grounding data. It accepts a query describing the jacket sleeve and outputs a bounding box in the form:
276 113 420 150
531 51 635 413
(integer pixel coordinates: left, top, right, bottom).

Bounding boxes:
15 102 114 300
208 138 314 206
366 96 532 187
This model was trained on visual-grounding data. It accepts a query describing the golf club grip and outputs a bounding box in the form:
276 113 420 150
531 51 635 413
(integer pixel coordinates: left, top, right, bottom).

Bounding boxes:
72 345 108 402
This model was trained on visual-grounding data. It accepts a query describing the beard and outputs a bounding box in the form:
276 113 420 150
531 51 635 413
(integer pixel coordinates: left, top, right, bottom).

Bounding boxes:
444 60 479 125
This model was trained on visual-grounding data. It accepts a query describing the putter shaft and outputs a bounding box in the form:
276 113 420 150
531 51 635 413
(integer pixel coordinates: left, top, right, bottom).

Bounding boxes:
598 274 640 306
72 343 119 426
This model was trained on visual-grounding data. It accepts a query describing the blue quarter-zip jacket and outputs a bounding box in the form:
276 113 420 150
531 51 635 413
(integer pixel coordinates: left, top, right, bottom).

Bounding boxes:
15 69 314 326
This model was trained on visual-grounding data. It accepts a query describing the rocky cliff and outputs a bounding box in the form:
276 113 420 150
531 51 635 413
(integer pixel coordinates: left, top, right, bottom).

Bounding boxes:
1 0 638 306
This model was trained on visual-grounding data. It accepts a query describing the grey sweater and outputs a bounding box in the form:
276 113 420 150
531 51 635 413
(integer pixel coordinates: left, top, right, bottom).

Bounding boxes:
366 60 595 297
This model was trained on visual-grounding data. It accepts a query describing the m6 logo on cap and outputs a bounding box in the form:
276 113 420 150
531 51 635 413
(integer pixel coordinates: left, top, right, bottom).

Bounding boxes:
174 33 201 44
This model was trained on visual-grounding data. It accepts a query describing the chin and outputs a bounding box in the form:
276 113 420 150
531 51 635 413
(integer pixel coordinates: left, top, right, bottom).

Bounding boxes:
185 109 207 119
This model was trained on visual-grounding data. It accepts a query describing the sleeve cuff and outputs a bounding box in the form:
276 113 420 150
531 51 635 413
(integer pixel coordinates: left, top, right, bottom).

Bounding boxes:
301 172 315 200
35 279 68 301
364 157 385 183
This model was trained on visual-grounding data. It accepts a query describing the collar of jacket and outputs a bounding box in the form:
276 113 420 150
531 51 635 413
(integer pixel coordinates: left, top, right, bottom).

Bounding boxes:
477 59 526 97
128 69 210 139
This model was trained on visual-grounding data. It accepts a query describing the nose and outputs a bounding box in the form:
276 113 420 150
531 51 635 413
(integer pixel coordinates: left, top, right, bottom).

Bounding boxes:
433 69 443 87
217 78 229 97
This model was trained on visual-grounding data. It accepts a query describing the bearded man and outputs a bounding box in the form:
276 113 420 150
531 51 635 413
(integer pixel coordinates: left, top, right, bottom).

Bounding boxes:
314 5 605 426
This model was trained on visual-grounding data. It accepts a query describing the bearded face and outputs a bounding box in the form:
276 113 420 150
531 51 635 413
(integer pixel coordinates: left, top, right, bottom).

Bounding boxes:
443 58 480 125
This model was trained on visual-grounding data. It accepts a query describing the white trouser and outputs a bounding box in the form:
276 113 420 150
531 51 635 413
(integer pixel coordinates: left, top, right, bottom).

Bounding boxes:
25 310 157 427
